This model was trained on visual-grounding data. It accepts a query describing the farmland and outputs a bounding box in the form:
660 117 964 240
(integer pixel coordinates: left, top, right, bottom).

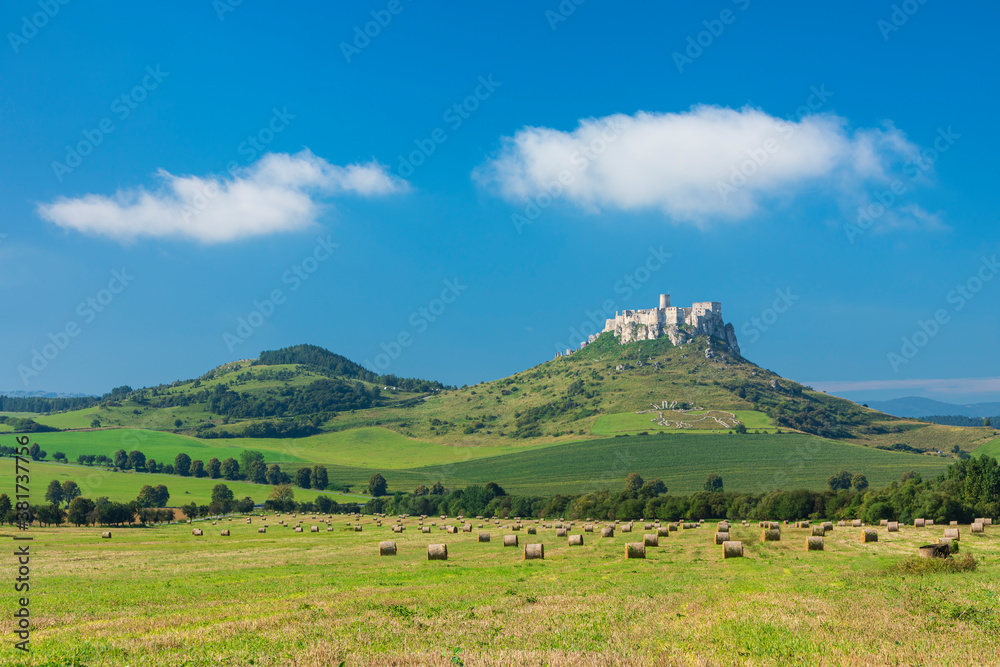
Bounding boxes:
2 516 996 666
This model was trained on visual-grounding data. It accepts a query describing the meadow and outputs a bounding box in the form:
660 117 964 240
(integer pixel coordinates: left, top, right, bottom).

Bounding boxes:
2 515 996 666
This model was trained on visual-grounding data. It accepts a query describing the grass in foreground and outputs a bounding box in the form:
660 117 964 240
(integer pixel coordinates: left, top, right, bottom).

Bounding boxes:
1 519 997 666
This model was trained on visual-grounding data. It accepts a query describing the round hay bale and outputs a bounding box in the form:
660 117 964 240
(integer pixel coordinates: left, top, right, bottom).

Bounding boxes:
421 526 431 533
524 543 544 560
478 532 490 542
811 525 826 537
258 527 266 533
354 525 363 532
379 541 397 556
984 518 993 526
643 533 658 547
527 527 536 535
644 523 653 530
192 529 203 536
718 522 730 532
806 536 824 551
880 519 889 526
860 529 878 543
971 522 984 534
556 528 567 537
294 526 303 533
943 528 960 540
327 527 333 532
887 522 899 533
625 542 645 559
601 526 614 538
584 524 594 532
852 520 862 528
101 531 111 539
918 543 949 558
837 520 846 527
949 520 958 526
427 544 448 561
446 526 457 534
768 521 780 529
503 535 519 547
657 527 670 537
221 530 230 536
568 534 584 546
762 529 781 542
714 531 729 545
620 524 631 533
722 541 743 558
926 519 935 526
822 522 833 532
682 523 696 530
311 526 319 533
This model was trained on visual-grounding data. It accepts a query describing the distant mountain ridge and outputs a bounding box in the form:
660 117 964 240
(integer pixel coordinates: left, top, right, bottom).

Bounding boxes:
0 390 95 399
865 396 1000 419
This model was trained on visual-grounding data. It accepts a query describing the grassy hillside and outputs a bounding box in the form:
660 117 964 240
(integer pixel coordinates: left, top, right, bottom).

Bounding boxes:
0 458 362 505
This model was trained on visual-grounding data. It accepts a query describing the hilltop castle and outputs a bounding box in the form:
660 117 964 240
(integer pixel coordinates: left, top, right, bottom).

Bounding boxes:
600 293 741 356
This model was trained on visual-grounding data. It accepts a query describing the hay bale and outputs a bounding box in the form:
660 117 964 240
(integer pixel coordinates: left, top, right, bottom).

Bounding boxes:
379 541 397 556
478 532 490 542
926 519 935 526
643 533 658 547
860 529 878 543
984 518 993 526
669 523 680 531
682 523 696 530
212 521 217 525
421 526 431 533
584 524 594 532
879 519 889 526
918 543 949 559
527 526 536 535
601 526 614 538
327 527 333 532
192 529 203 536
943 528 960 540
556 528 567 537
887 522 899 533
762 529 781 542
311 526 319 533
811 525 826 537
568 534 584 546
503 535 519 547
644 523 653 530
822 522 833 531
837 520 846 527
714 531 729 545
258 527 266 533
354 525 363 532
221 529 230 536
718 522 730 532
294 526 303 533
852 520 862 528
625 543 645 559
806 536 824 551
971 522 984 534
524 543 544 560
446 526 457 534
949 520 958 526
101 531 111 539
722 541 743 558
620 524 631 533
657 527 669 537
427 544 448 560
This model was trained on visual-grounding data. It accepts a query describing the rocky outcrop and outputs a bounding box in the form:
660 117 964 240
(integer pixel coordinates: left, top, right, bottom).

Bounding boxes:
604 293 741 357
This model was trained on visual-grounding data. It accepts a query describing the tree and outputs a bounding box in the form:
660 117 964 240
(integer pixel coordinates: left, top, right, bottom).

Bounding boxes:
268 484 295 511
624 473 645 493
0 494 11 517
127 450 146 471
986 418 992 428
147 459 158 473
67 497 95 526
248 460 267 484
240 450 265 476
114 449 128 469
640 479 667 498
207 458 221 479
45 479 64 505
295 468 312 489
312 465 328 490
162 464 175 475
210 484 235 514
827 470 853 491
734 423 748 434
90 418 101 428
153 484 170 507
174 453 192 477
237 497 255 513
60 480 81 504
190 459 205 478
851 473 869 492
265 464 283 486
53 451 67 463
28 443 46 461
414 484 428 496
368 473 388 497
136 485 158 508
182 502 198 519
174 419 183 429
703 474 724 493
431 481 444 495
220 458 240 481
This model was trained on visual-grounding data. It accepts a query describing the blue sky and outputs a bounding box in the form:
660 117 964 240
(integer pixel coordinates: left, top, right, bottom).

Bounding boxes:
2 1 998 403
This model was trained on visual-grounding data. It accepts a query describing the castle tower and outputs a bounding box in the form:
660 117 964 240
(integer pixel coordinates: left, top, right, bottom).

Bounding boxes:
659 293 670 309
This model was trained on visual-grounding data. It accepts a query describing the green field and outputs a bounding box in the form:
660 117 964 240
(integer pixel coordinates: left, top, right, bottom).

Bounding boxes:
591 409 776 435
2 517 996 665
0 459 363 506
975 436 1000 459
32 406 102 430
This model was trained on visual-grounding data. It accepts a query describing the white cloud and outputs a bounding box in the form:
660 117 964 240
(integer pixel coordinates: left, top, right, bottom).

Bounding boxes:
474 105 920 224
38 150 408 244
808 377 1000 395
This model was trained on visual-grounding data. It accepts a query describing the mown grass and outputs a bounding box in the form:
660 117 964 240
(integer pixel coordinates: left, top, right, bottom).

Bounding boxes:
1 518 996 665
590 409 775 435
0 459 361 505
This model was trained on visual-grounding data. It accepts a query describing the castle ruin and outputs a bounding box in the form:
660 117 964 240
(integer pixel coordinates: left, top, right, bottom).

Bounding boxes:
600 293 741 356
